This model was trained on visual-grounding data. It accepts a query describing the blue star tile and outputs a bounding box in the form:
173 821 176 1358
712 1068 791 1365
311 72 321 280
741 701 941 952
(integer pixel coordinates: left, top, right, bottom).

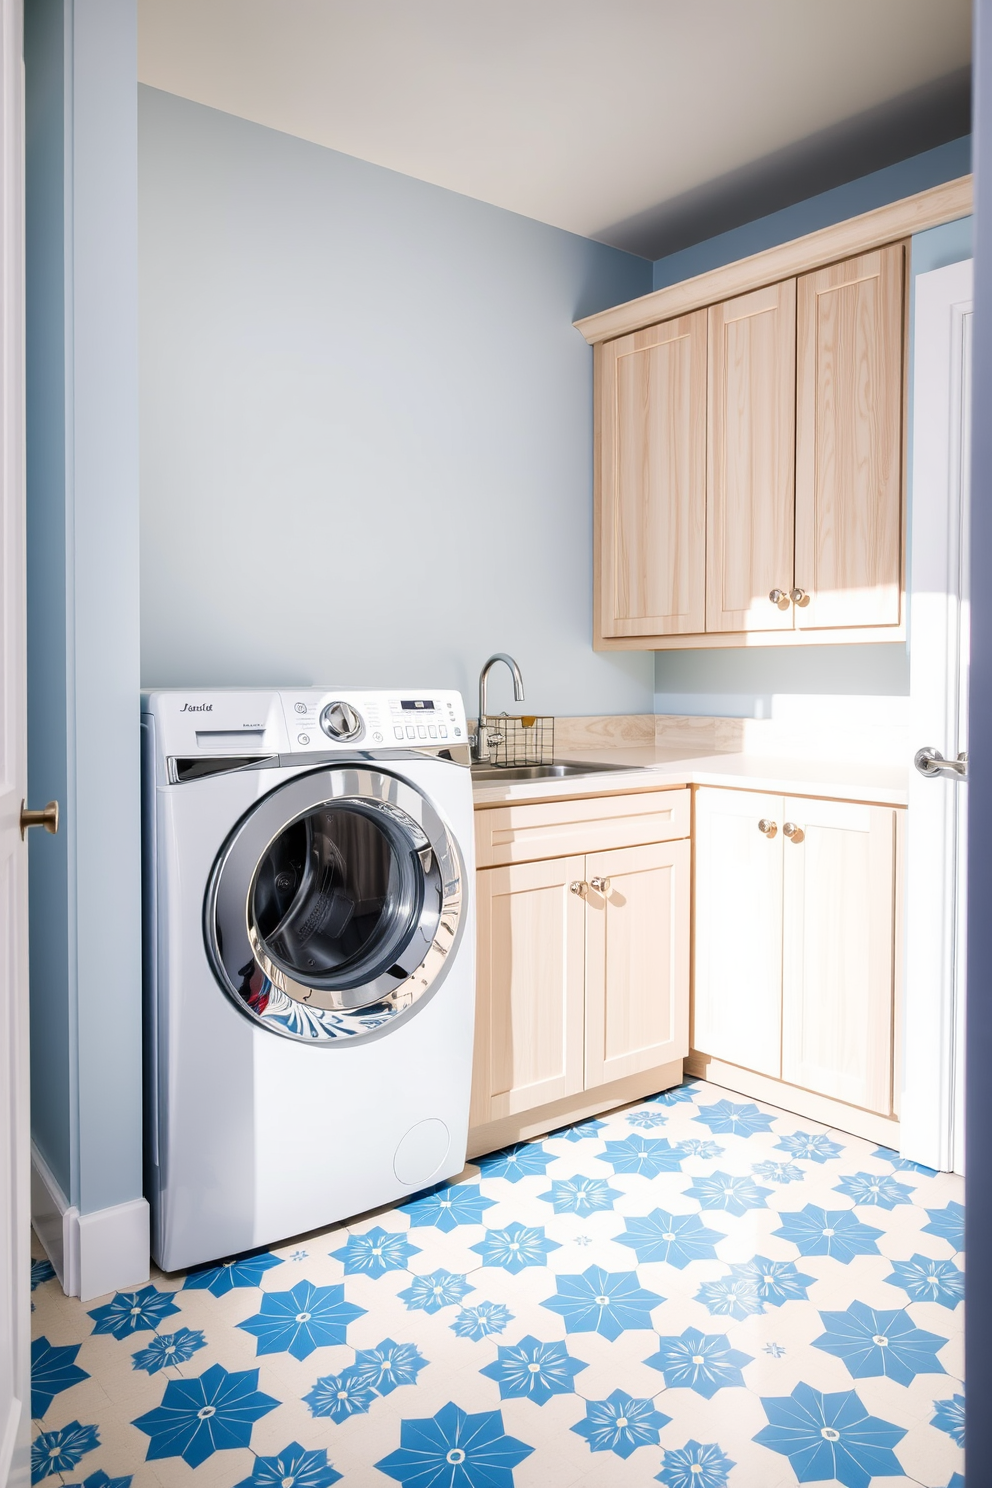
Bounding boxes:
600 1135 685 1176
470 1222 560 1273
31 1338 89 1418
31 1422 100 1484
773 1205 883 1262
233 1441 341 1488
614 1208 723 1268
540 1265 663 1340
480 1335 586 1405
675 1138 725 1159
932 1393 965 1446
646 1327 753 1397
330 1227 421 1277
923 1201 965 1251
571 1390 671 1459
752 1160 806 1184
402 1182 497 1231
682 1171 772 1215
182 1252 282 1296
450 1302 515 1340
774 1131 845 1163
694 1275 765 1321
753 1382 906 1488
30 1259 56 1291
397 1269 473 1313
476 1142 554 1181
131 1329 206 1375
350 1339 428 1396
132 1364 278 1468
63 1473 131 1488
885 1254 965 1309
656 1440 735 1487
88 1285 180 1339
695 1257 814 1320
626 1109 670 1129
549 1117 607 1141
833 1171 916 1208
648 1083 698 1106
812 1301 947 1384
538 1176 621 1215
871 1145 937 1175
237 1280 366 1360
375 1401 533 1487
303 1369 377 1423
692 1100 775 1137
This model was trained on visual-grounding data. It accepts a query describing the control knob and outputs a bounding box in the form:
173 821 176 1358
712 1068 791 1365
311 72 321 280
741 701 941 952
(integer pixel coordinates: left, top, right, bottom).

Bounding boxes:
319 700 364 741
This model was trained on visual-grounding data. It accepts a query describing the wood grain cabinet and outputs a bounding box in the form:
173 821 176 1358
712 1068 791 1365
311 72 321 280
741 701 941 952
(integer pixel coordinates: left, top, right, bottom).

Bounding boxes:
470 791 690 1148
692 786 902 1132
595 245 907 649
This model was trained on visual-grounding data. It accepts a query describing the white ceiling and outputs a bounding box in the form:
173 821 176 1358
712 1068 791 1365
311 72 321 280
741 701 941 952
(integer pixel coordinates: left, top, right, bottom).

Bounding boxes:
138 0 972 259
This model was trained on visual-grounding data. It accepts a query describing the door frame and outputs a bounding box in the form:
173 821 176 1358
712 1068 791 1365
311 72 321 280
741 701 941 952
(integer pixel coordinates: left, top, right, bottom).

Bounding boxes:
902 256 973 1173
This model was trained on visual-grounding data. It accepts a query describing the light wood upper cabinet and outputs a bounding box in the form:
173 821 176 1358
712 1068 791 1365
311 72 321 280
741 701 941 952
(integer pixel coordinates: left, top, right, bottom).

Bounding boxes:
707 281 797 633
471 853 586 1129
584 840 690 1087
597 311 706 638
593 243 907 649
795 245 905 630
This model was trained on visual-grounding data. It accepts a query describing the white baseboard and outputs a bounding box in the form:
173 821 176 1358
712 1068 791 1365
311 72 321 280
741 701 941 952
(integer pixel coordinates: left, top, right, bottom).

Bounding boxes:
31 1143 150 1300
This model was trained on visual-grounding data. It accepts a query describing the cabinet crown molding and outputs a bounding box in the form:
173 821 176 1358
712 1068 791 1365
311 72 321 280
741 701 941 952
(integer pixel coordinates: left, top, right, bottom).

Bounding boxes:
575 175 972 345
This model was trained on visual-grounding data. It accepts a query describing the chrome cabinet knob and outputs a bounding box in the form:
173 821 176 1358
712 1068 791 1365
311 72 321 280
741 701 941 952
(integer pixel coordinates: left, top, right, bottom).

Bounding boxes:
758 818 777 837
570 880 589 896
20 800 59 840
790 588 809 607
319 700 364 741
590 876 612 895
768 588 786 605
783 821 805 843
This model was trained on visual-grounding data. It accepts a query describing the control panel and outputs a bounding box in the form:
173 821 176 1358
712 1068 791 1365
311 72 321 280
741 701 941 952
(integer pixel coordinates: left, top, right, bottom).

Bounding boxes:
280 689 467 752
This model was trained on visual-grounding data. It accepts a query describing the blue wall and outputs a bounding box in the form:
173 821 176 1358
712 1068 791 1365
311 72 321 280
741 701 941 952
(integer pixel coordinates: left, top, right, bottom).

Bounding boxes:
138 88 655 717
653 137 973 718
25 0 142 1215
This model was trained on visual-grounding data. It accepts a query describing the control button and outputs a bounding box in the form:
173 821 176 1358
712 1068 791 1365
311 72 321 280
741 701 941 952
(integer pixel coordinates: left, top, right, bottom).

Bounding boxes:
439 725 448 738
297 733 310 745
428 725 437 738
454 728 462 737
319 700 364 742
372 731 383 742
406 726 415 739
294 702 308 715
417 725 427 739
394 728 404 741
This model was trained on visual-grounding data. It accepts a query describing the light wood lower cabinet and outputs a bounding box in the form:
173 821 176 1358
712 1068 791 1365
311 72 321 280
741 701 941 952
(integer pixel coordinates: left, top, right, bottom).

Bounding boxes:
471 792 690 1140
693 786 900 1122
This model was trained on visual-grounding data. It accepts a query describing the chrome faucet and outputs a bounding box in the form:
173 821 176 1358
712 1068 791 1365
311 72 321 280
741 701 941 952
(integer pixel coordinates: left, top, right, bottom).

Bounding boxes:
474 653 525 761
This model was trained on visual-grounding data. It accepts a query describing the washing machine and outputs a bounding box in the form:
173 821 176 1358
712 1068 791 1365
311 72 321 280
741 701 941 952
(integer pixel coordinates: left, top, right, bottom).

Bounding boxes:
141 687 475 1272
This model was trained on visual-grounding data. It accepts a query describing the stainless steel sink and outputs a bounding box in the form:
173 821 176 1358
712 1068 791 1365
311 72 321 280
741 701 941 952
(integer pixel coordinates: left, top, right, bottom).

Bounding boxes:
471 760 637 783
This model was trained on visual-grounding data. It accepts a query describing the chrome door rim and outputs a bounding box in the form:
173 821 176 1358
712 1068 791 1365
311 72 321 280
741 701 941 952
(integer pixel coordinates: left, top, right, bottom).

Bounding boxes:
203 765 464 1043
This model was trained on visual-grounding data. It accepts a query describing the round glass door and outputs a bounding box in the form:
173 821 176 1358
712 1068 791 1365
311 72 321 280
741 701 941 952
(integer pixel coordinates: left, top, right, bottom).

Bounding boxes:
205 767 464 1042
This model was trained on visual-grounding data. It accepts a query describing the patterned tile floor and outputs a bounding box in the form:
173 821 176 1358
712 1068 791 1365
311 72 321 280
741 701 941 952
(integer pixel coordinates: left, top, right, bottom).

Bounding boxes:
30 1079 965 1488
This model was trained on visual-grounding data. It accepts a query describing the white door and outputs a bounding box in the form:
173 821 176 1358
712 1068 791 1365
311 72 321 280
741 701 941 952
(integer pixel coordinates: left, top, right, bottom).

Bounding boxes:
0 1 30 1483
693 788 784 1077
903 257 973 1173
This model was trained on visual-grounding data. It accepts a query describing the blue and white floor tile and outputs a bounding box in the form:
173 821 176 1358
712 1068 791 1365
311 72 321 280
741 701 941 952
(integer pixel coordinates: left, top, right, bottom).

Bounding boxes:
30 1079 965 1487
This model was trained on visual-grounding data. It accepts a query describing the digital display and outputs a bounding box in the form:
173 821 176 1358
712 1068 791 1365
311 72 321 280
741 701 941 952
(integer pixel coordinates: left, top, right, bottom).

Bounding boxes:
401 699 435 711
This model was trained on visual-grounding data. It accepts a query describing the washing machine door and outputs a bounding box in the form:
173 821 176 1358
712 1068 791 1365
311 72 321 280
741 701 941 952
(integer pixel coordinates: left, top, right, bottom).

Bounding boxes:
204 765 464 1042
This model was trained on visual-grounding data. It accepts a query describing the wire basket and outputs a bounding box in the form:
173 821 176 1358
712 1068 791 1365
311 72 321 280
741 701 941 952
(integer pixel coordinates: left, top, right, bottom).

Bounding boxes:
480 713 554 767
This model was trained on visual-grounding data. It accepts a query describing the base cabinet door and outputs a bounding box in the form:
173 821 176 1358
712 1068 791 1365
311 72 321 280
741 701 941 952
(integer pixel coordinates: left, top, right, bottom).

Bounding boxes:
693 787 784 1076
471 855 586 1128
584 840 690 1087
781 801 897 1113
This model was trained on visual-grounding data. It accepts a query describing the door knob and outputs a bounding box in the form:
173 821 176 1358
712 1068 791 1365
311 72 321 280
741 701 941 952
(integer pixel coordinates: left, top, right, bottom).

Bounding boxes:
20 800 59 840
757 818 777 837
790 588 809 607
783 821 805 844
915 747 968 781
569 880 589 896
590 876 612 895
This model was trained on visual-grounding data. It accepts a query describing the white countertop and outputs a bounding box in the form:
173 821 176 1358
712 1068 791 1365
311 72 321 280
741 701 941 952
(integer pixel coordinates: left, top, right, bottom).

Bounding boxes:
471 744 908 808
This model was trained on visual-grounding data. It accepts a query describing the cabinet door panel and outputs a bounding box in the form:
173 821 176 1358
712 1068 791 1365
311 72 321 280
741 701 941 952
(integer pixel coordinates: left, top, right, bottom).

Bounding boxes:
598 312 707 637
584 840 689 1087
471 857 586 1127
795 245 905 630
781 801 896 1113
707 281 796 633
693 788 784 1076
